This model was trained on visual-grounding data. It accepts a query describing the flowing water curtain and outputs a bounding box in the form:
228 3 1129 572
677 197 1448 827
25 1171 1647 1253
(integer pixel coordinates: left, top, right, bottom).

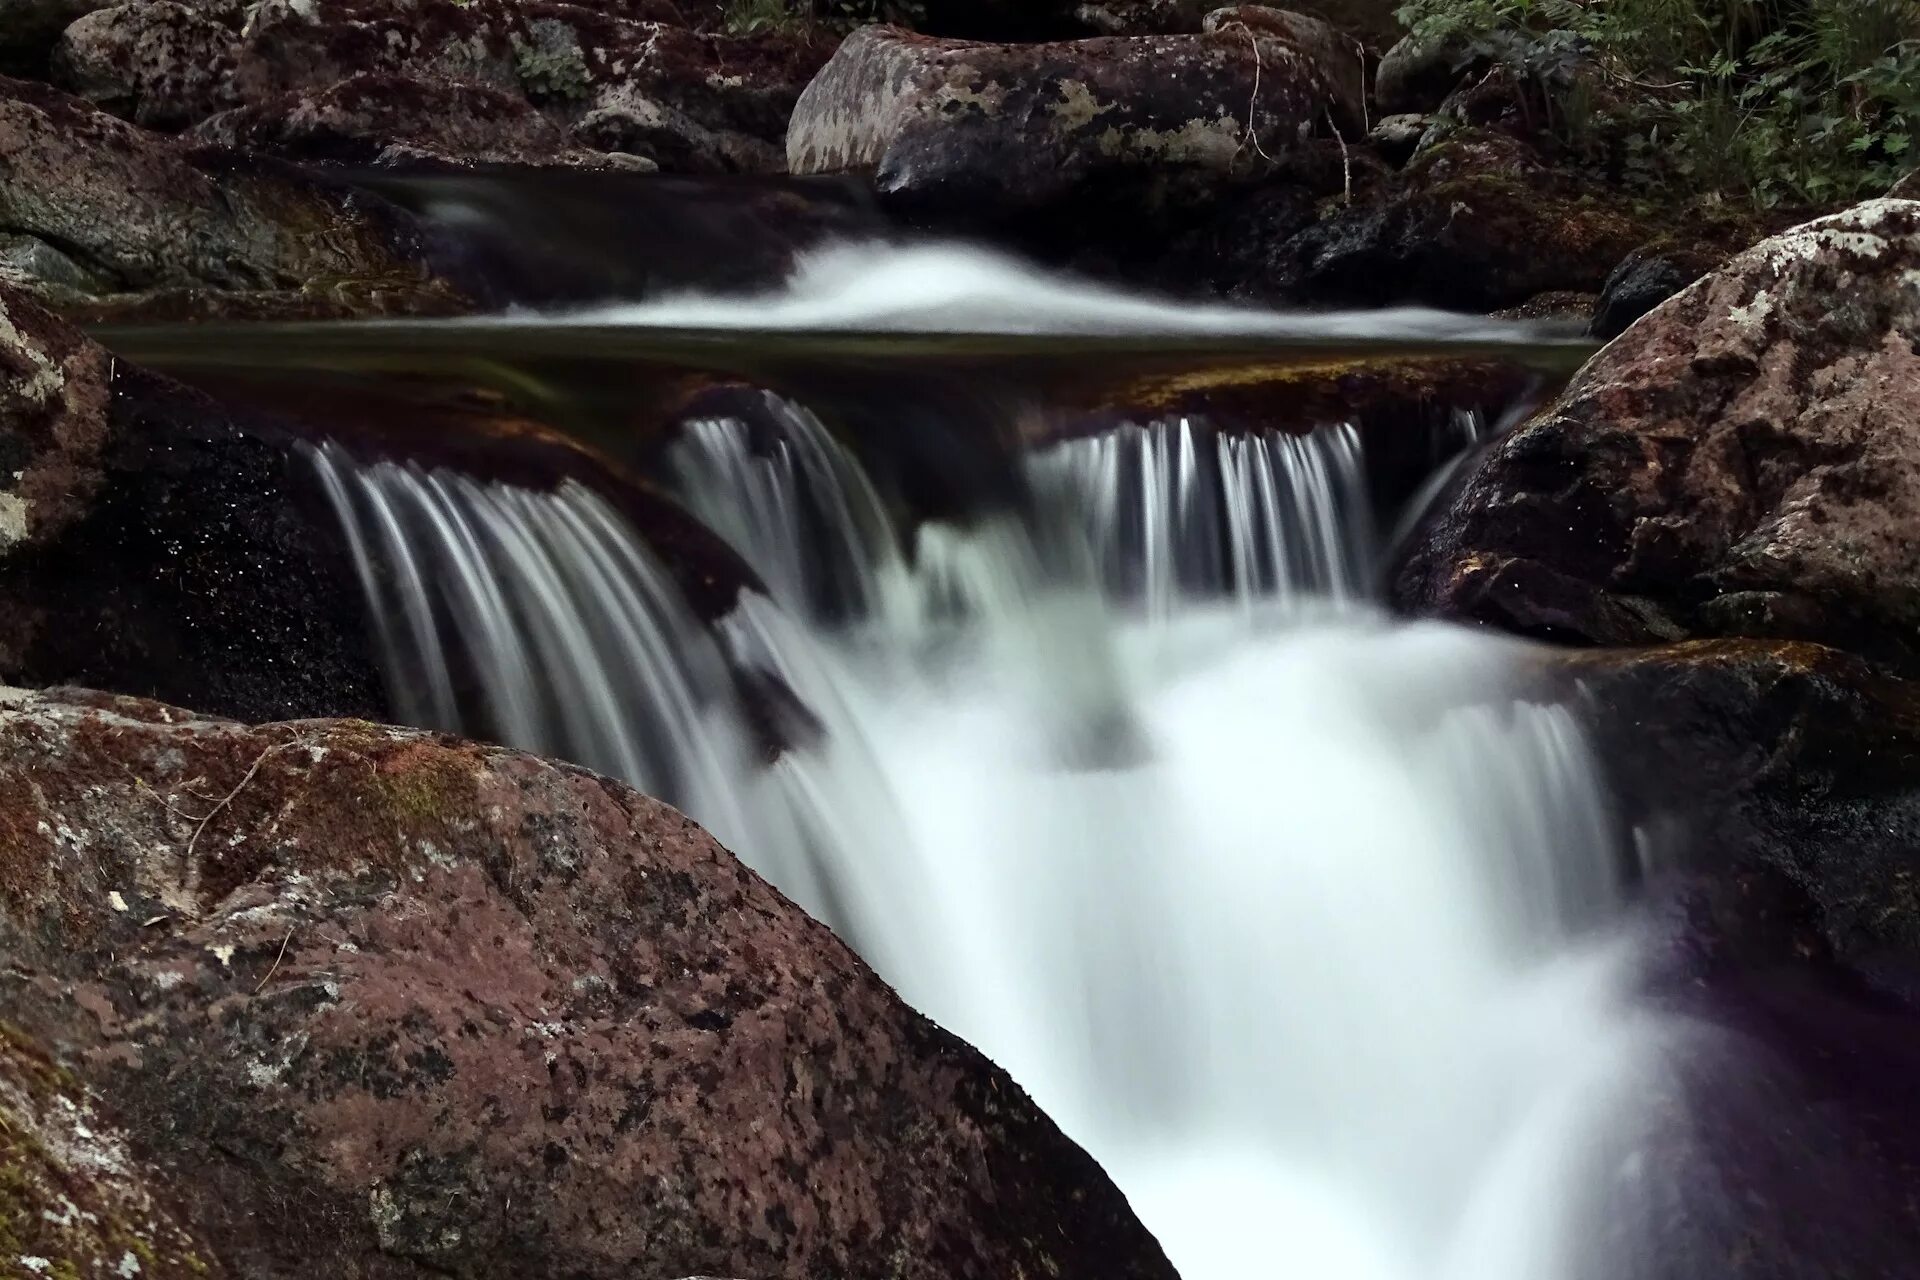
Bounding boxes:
1026 417 1372 615
665 392 910 625
306 444 768 845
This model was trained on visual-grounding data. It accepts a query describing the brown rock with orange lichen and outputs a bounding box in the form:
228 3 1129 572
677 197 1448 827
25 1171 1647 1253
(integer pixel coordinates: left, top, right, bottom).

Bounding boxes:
0 686 1177 1280
1396 198 1920 671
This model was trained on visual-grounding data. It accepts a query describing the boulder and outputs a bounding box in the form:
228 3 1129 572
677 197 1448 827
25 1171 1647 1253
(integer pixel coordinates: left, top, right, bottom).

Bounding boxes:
1587 241 1739 340
52 0 239 128
1546 638 1920 1280
188 73 595 168
1546 639 1920 983
0 75 464 311
786 24 1346 215
0 685 1179 1280
0 1020 225 1277
1202 5 1364 133
1395 198 1920 672
53 0 828 171
1257 127 1649 309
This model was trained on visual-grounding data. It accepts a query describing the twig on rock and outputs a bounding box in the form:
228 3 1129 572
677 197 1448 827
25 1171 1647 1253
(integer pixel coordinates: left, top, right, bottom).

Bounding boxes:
184 742 293 865
254 926 295 995
1328 108 1353 205
1223 22 1275 164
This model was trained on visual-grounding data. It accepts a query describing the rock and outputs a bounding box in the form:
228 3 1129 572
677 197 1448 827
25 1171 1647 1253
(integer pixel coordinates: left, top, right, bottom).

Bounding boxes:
52 0 238 128
1588 245 1720 340
1203 5 1364 130
1368 111 1429 164
0 1020 224 1277
1260 127 1649 309
787 24 1345 216
0 281 389 721
0 75 463 310
1547 639 1920 984
1395 198 1920 671
189 72 588 167
1375 25 1483 115
0 685 1180 1280
1071 0 1212 34
38 0 827 172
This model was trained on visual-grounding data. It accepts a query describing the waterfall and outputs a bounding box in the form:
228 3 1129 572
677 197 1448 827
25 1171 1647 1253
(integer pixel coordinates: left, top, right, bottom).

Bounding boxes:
1028 418 1370 616
314 398 1673 1280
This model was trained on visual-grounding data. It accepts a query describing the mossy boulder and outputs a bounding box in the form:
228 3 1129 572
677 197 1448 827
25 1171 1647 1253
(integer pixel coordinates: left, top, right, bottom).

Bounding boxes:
0 685 1178 1280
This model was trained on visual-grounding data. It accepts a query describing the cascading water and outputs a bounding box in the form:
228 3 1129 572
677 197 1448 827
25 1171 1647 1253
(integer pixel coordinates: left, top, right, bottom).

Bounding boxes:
312 338 1673 1280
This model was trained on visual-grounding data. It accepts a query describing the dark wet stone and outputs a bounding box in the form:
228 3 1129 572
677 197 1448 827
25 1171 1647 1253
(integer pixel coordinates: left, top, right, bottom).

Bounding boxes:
1397 198 1920 673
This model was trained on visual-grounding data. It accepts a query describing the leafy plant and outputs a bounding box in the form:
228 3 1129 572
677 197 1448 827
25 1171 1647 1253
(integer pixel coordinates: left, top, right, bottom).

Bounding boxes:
1393 0 1920 208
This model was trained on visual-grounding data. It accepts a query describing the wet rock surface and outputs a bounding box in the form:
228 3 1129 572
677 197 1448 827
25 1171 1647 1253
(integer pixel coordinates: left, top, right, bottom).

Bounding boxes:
1397 198 1920 670
0 685 1179 1280
0 281 387 723
1546 640 1920 984
1546 638 1920 1280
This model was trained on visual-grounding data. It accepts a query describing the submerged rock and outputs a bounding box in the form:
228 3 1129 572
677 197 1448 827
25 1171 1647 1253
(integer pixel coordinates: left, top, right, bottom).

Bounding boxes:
787 24 1348 217
0 685 1179 1280
1397 198 1920 670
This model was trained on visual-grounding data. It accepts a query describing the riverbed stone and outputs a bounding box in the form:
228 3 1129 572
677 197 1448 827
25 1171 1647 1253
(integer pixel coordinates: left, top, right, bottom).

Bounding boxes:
1396 198 1920 672
0 684 1180 1280
786 24 1346 215
0 74 462 310
52 0 239 127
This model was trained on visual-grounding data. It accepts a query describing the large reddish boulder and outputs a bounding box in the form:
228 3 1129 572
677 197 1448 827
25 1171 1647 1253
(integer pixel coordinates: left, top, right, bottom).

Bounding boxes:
0 686 1177 1280
1396 197 1920 670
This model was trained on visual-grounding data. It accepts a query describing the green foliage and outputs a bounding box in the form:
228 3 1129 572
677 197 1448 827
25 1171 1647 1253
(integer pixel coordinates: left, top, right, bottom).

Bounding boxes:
723 0 926 36
1394 0 1920 208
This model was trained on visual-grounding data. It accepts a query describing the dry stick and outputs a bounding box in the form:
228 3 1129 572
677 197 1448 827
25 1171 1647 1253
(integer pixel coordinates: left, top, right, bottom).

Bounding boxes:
1328 108 1354 205
254 926 295 995
1227 22 1275 164
184 743 283 863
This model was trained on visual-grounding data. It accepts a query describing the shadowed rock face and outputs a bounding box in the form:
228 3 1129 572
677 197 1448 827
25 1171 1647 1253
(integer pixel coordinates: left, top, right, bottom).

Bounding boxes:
0 281 389 722
786 24 1345 216
0 686 1179 1280
1397 198 1920 672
